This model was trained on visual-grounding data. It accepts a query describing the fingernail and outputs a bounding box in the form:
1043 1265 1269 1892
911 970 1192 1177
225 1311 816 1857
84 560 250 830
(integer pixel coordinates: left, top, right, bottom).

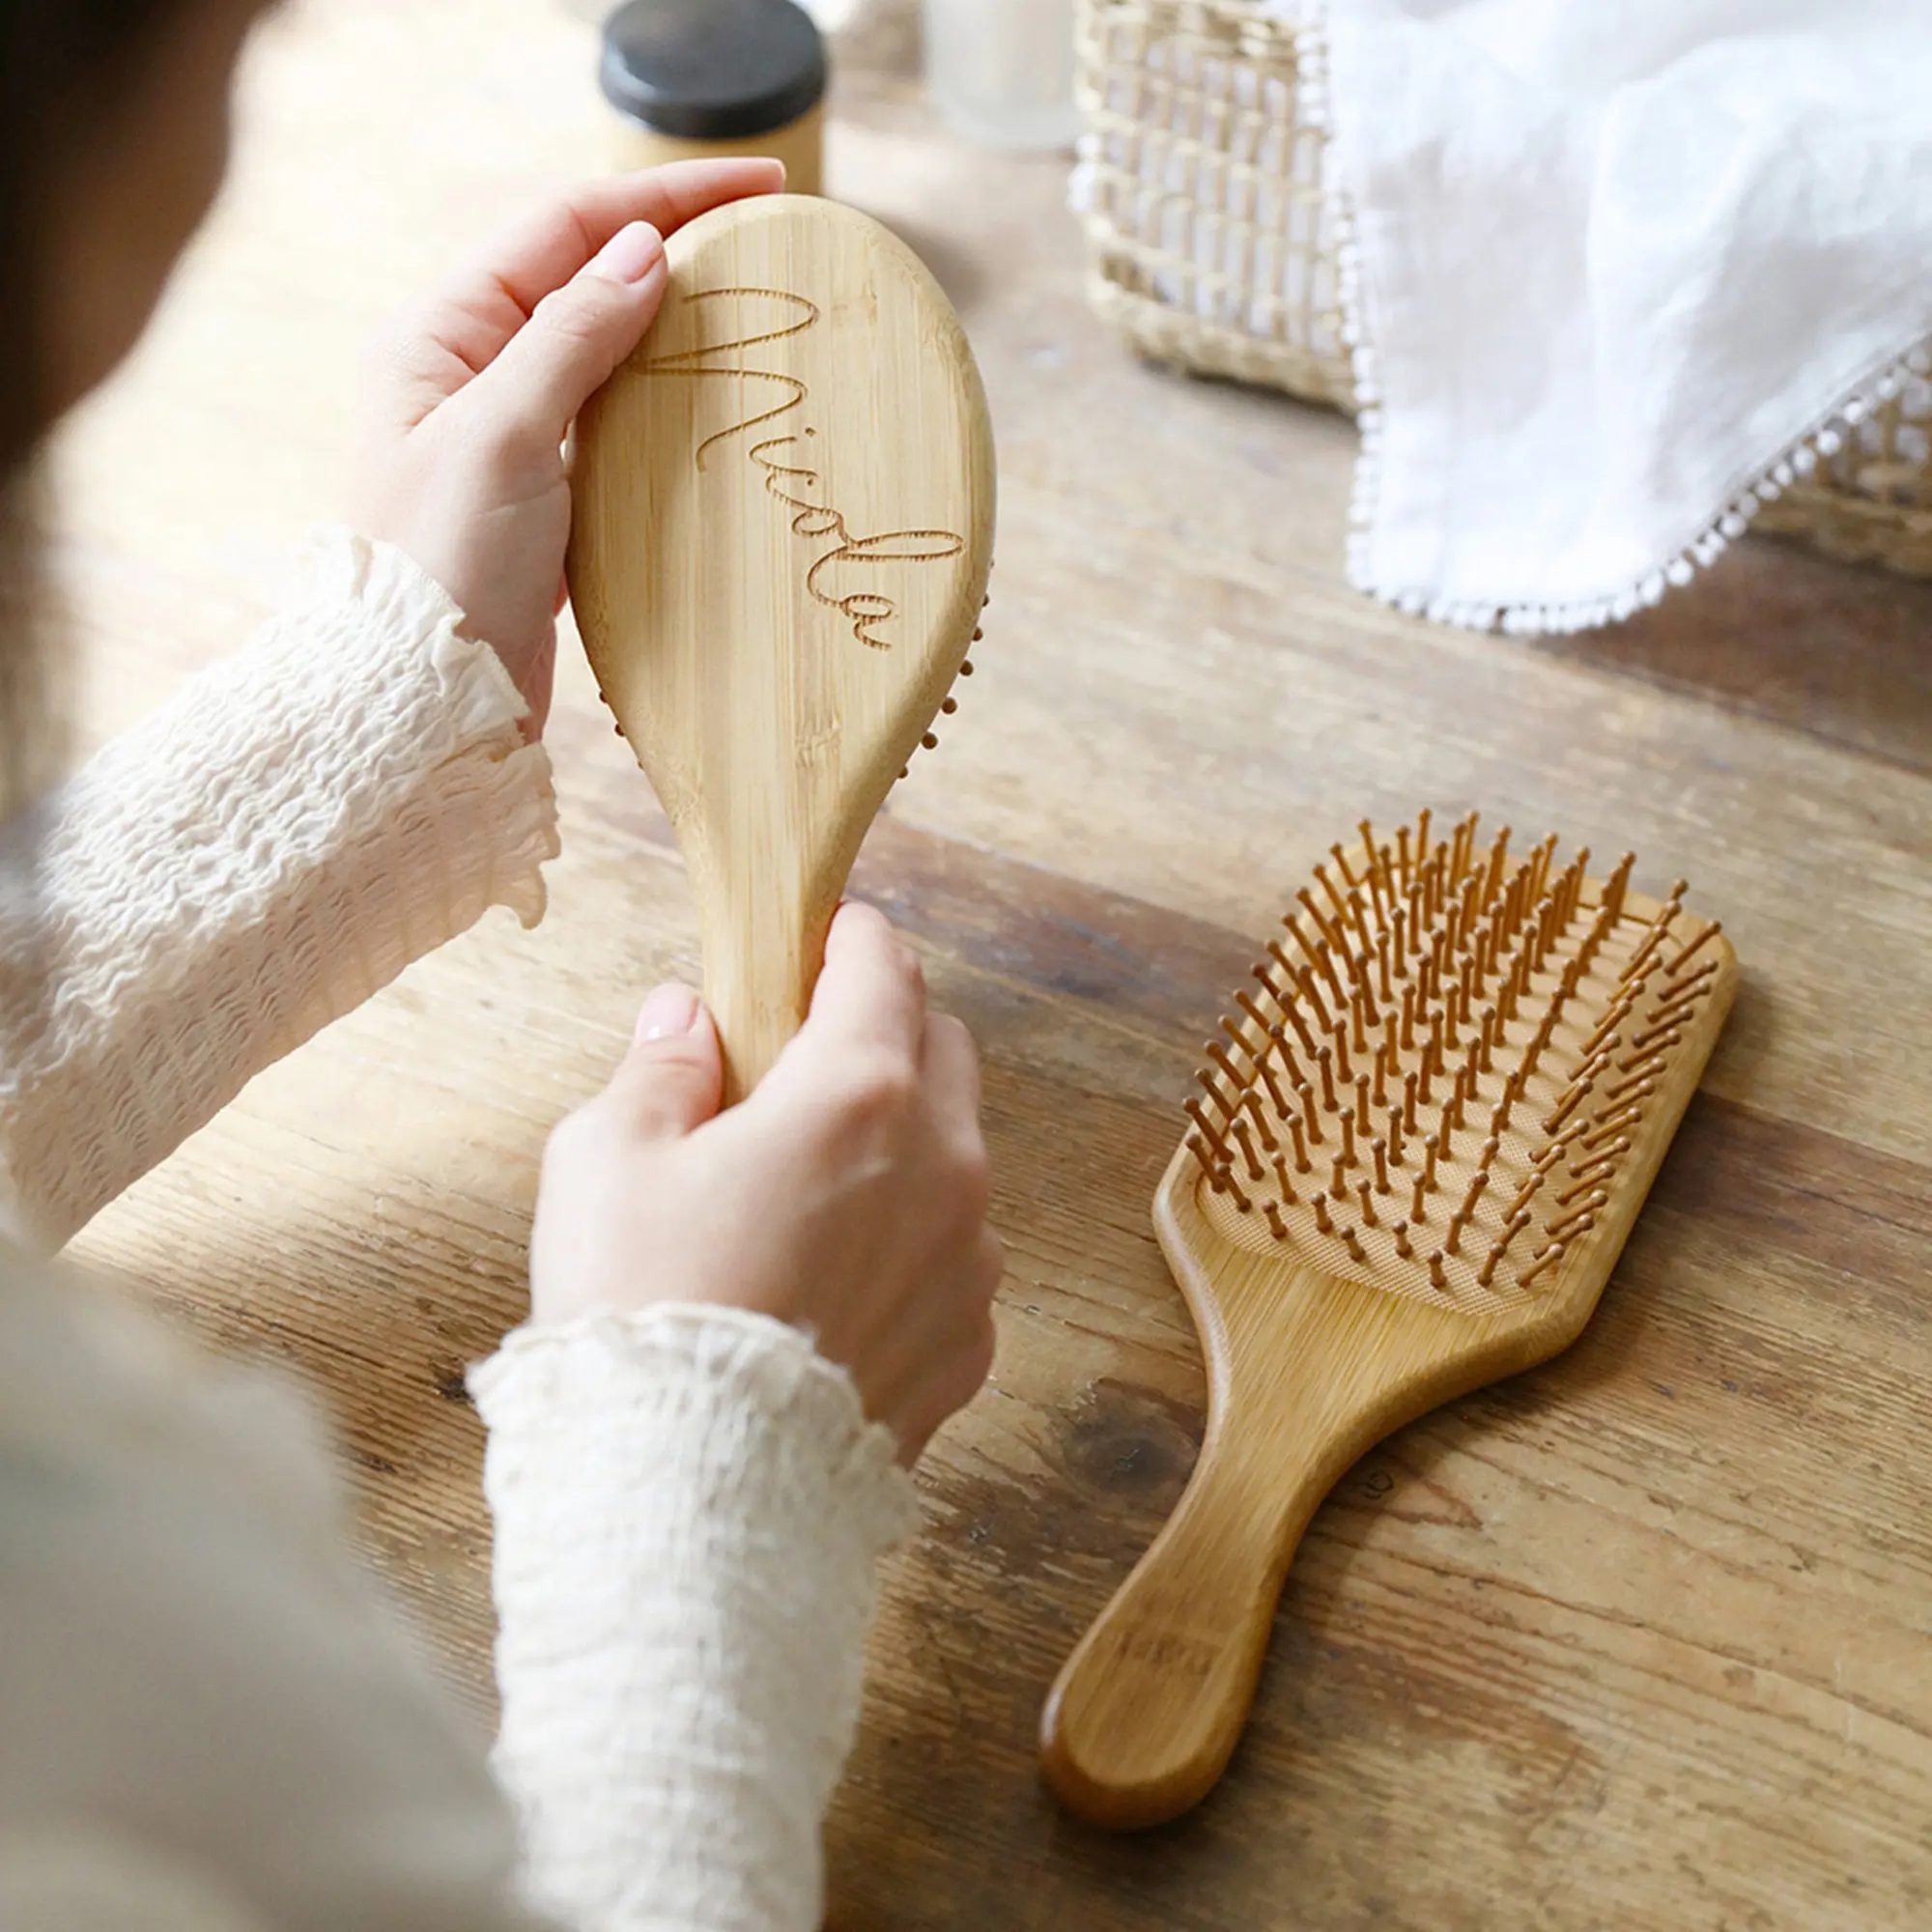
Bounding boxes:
588 220 664 287
637 983 700 1042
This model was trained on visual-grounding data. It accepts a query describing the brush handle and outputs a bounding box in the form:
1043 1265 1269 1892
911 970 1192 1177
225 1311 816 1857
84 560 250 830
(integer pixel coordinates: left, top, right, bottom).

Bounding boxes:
1038 1391 1337 1831
701 940 819 1109
1040 1204 1438 1831
695 855 835 1108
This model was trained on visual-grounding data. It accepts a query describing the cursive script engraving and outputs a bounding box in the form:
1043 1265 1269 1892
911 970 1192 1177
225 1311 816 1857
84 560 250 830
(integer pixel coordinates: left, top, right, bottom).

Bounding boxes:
639 286 965 649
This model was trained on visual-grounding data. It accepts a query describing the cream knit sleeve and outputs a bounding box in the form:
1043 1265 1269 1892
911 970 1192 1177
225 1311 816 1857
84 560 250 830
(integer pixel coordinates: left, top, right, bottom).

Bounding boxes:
471 1306 921 1932
0 528 558 1250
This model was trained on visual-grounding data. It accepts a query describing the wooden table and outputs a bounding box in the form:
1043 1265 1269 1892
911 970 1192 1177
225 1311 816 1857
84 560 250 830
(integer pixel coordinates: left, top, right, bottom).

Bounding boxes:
58 2 1932 1925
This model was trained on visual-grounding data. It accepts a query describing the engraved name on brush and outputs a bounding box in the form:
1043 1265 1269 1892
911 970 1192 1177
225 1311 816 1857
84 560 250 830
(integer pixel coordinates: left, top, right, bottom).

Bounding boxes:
640 286 965 650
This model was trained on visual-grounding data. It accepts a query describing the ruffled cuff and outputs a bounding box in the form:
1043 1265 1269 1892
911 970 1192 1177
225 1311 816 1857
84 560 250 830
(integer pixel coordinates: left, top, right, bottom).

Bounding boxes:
0 527 559 1248
473 1305 917 1932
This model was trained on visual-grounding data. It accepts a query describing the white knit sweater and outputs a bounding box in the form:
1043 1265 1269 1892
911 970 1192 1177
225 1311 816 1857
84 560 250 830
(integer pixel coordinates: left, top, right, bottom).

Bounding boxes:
0 531 917 1932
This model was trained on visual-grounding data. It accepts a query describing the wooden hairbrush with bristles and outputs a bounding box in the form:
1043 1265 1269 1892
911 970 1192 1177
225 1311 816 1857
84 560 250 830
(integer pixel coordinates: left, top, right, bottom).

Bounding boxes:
1040 810 1737 1830
568 194 995 1101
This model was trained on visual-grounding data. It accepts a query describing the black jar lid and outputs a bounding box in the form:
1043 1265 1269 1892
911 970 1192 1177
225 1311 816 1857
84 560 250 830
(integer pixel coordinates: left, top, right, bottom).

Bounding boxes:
601 0 827 141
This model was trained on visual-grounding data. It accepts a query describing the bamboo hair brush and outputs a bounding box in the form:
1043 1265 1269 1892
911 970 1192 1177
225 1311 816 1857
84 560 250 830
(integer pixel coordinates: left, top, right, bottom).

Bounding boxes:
568 194 995 1101
1040 810 1736 1829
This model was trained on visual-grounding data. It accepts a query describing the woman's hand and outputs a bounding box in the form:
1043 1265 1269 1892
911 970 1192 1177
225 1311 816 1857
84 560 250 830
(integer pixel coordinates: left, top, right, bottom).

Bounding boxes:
350 157 784 731
530 904 1003 1464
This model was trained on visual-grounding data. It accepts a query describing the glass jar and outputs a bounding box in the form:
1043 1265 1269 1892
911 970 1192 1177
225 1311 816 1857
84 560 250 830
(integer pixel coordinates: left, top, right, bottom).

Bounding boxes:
922 0 1081 151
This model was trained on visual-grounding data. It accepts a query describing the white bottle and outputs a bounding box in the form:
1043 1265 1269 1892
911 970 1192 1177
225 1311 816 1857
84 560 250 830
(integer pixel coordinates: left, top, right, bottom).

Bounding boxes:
923 0 1081 151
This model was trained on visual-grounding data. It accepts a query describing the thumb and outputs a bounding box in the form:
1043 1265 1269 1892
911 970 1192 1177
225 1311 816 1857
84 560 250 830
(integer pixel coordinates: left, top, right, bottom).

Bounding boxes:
452 219 668 464
606 984 724 1141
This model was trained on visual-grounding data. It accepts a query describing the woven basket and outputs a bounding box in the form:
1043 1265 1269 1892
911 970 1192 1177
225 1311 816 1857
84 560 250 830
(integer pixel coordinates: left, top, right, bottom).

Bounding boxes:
1072 0 1932 581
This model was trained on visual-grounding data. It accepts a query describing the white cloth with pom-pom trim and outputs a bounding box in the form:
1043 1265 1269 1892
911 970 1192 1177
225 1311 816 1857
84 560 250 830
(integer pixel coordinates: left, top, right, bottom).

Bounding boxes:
1310 0 1932 632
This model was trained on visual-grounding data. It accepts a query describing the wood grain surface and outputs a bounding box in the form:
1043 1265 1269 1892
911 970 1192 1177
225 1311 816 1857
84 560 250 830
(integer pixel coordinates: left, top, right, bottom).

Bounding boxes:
50 2 1932 1927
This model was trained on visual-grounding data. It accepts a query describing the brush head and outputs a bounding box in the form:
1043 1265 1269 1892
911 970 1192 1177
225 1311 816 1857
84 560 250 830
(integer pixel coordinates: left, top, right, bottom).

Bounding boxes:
1177 810 1735 1324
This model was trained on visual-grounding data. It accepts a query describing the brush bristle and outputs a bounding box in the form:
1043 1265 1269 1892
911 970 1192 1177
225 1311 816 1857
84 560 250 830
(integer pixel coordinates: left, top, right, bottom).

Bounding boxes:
895 583 988 782
1183 810 1725 1309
